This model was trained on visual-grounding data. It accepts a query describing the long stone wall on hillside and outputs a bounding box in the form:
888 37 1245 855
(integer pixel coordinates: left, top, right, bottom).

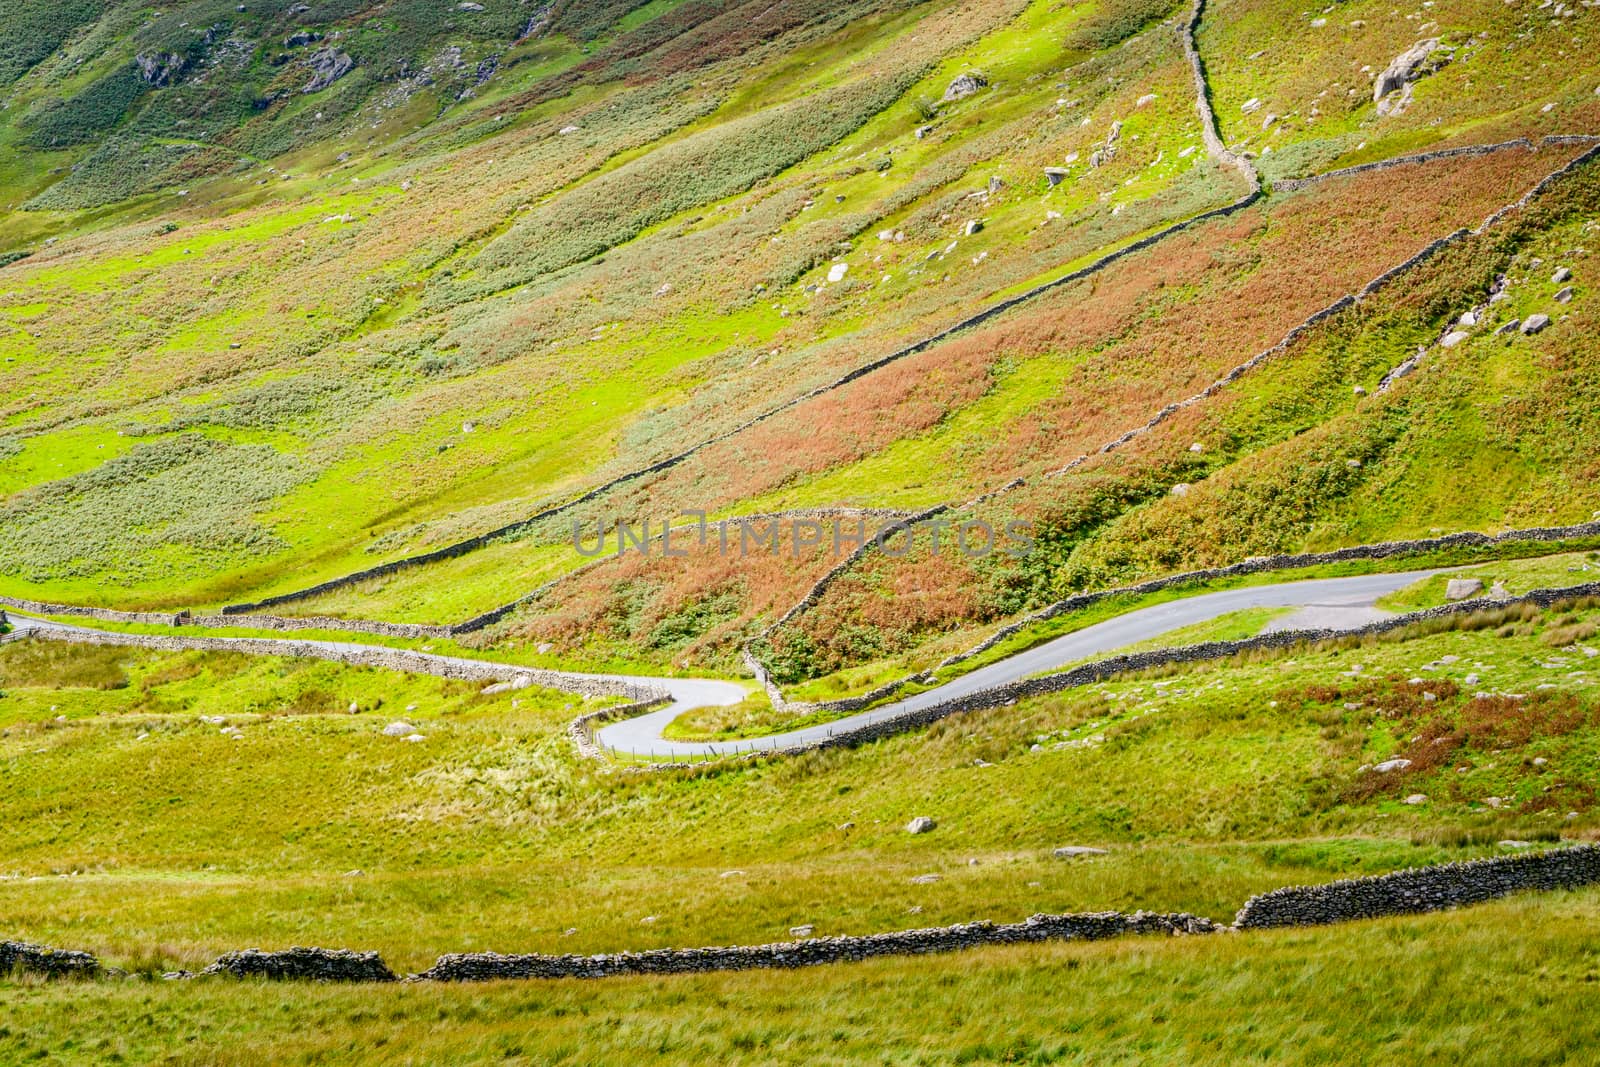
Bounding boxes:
1180 0 1259 188
0 595 454 641
22 628 668 705
416 911 1219 981
1274 138 1536 192
14 845 1600 983
1235 845 1600 928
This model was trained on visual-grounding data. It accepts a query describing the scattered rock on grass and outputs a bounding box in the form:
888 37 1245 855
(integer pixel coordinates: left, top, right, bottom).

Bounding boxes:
906 817 936 834
1446 578 1485 601
382 722 415 737
1053 846 1110 858
1522 314 1551 335
943 72 987 102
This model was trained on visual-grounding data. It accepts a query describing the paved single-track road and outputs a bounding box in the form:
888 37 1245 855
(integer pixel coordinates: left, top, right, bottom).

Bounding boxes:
6 570 1440 760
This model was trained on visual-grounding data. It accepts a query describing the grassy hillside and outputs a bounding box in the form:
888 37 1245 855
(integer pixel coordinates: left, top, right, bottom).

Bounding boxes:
7 1 1600 1060
0 0 1592 649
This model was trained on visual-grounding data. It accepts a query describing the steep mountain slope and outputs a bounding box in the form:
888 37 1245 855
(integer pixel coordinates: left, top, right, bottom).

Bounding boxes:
0 0 1596 678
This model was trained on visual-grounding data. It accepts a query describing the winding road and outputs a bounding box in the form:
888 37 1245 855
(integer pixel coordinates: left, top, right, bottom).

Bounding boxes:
6 569 1439 760
595 568 1439 758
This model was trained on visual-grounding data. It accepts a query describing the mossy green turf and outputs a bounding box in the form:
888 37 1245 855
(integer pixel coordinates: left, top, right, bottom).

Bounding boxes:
7 890 1600 1065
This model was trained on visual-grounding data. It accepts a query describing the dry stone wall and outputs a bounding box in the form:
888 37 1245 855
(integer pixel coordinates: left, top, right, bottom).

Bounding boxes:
16 846 1600 983
1 939 100 979
416 911 1218 982
23 628 668 705
1235 845 1600 928
1274 138 1537 193
1180 0 1260 188
198 947 396 982
568 697 672 761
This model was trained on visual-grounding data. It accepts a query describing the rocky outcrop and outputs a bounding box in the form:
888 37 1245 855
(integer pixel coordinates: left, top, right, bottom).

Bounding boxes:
135 52 189 87
1235 845 1600 928
304 48 355 93
1373 38 1452 116
942 72 987 102
0 940 100 978
199 946 396 982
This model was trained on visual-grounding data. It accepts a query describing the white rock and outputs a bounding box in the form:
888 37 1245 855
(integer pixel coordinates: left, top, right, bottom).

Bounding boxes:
1403 794 1429 805
1498 839 1532 848
910 873 941 884
382 721 415 737
1053 846 1109 858
1440 330 1470 347
1445 577 1485 600
1533 757 1549 767
1241 97 1263 114
1136 93 1158 107
1373 758 1413 773
402 733 425 743
1170 482 1192 497
963 219 984 237
1521 314 1551 334
827 262 849 283
789 924 815 937
1459 311 1478 327
1552 266 1572 284
1554 286 1573 304
906 816 936 834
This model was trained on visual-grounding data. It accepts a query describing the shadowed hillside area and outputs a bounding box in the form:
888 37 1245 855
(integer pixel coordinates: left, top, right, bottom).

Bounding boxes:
3 0 1600 1061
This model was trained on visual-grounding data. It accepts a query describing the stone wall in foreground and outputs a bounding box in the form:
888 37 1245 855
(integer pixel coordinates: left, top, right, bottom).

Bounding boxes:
417 911 1219 981
14 845 1600 983
1235 844 1600 928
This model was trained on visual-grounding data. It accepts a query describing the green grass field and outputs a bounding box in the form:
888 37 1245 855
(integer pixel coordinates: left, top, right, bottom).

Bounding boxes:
8 889 1600 1065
